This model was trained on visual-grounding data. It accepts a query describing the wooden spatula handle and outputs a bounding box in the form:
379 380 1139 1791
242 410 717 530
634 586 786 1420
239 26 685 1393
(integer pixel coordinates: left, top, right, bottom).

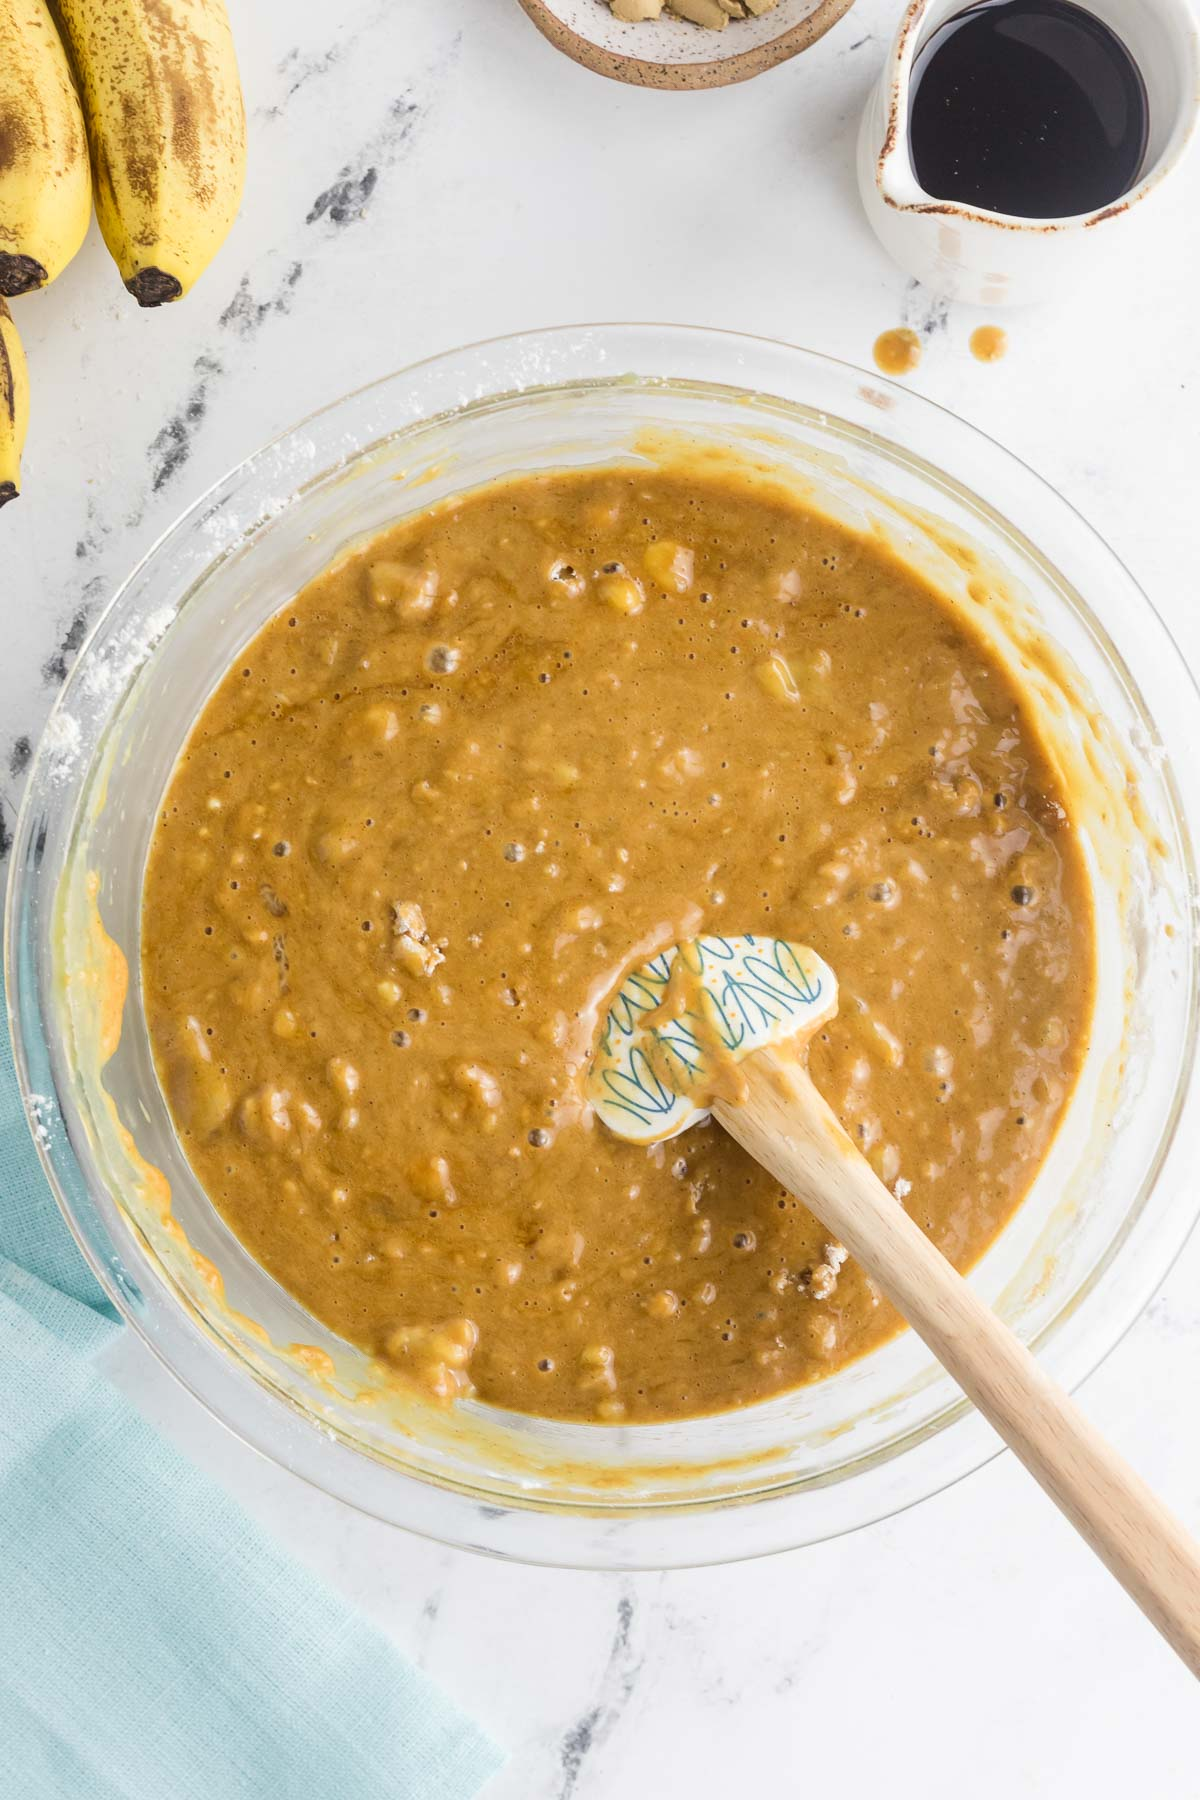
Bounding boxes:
716 1046 1200 1679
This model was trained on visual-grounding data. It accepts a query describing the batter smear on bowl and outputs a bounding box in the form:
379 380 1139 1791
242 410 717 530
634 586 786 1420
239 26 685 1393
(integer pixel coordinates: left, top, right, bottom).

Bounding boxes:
141 463 1094 1422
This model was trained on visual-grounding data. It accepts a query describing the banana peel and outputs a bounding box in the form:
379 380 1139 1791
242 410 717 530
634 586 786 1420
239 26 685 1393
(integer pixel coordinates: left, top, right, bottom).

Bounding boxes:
0 299 31 507
0 0 91 296
52 0 246 306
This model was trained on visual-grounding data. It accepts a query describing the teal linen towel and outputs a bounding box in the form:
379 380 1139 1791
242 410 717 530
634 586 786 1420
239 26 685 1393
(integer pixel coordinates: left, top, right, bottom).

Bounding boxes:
0 986 503 1800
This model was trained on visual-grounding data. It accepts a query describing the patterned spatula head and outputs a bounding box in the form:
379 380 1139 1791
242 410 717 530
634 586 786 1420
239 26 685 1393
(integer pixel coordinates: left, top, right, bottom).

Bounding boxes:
587 934 838 1145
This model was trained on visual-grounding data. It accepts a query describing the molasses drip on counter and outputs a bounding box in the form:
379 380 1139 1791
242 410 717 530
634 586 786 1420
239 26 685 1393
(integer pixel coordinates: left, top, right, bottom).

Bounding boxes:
909 0 1149 219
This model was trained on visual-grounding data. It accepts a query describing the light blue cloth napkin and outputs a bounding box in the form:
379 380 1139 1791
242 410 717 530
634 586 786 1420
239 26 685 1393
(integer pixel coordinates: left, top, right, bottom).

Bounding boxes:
0 980 503 1800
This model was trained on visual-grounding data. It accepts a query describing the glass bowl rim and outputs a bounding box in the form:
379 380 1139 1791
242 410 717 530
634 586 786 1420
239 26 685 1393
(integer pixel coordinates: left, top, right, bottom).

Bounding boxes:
7 321 1200 1568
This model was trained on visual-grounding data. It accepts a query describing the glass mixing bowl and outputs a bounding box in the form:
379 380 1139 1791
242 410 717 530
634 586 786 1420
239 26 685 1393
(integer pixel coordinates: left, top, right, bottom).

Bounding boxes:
7 325 1200 1568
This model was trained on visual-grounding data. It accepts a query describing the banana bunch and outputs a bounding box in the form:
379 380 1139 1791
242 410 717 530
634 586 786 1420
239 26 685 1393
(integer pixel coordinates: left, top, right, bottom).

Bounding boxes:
0 0 245 506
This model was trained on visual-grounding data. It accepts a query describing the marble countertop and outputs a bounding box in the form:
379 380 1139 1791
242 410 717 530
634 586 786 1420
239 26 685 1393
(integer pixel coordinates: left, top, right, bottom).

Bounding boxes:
4 0 1200 1791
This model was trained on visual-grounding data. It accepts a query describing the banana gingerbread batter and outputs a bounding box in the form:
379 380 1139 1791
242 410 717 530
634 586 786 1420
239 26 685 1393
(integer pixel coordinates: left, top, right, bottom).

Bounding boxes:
141 462 1094 1422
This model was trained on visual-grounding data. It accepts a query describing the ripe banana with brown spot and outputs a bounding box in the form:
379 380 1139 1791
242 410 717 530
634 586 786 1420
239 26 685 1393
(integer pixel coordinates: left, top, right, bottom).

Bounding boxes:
51 0 246 306
0 0 91 296
0 299 31 507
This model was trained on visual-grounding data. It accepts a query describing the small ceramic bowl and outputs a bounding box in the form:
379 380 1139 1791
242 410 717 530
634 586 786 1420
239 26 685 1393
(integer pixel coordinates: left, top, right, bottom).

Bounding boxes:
516 0 856 89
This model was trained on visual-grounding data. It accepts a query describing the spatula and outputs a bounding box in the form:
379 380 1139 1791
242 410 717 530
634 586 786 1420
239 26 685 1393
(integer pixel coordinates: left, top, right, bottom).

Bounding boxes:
588 933 1200 1677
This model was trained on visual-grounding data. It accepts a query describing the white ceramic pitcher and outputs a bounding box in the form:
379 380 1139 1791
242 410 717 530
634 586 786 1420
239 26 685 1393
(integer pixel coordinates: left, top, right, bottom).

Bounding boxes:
857 0 1200 306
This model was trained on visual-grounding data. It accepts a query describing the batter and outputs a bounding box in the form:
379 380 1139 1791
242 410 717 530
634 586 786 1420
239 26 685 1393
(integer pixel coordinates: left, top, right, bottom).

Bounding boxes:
141 463 1094 1422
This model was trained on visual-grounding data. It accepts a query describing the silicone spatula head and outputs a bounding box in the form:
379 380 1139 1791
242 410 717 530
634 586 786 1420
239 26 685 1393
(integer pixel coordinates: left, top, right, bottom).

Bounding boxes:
587 934 838 1146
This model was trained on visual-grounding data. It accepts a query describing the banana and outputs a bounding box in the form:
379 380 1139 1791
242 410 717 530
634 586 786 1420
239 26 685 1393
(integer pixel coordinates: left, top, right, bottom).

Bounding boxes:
0 299 31 508
51 0 245 306
0 0 91 296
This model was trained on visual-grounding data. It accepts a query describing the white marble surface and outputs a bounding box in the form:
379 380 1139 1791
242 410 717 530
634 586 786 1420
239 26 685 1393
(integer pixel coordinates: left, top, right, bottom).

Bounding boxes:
5 0 1200 1791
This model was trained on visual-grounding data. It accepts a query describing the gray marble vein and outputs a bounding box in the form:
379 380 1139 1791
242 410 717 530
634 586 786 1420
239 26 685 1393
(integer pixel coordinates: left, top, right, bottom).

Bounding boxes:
148 353 225 495
254 0 398 125
305 95 421 230
41 596 99 687
556 1589 643 1799
900 275 951 342
219 261 304 341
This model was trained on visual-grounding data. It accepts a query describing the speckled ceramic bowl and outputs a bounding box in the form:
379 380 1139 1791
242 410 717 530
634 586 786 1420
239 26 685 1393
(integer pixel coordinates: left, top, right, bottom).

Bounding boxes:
516 0 856 88
7 325 1200 1568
